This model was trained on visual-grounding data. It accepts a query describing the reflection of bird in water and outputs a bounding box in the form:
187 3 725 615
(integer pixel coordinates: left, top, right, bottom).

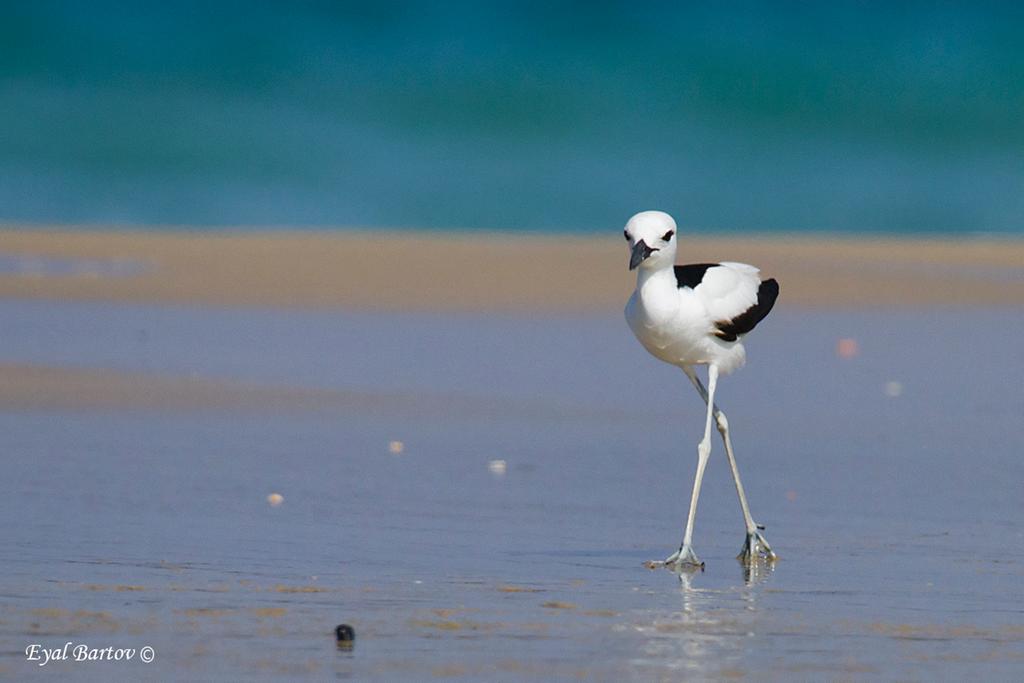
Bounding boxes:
623 211 779 569
632 562 771 678
740 558 775 587
672 559 773 590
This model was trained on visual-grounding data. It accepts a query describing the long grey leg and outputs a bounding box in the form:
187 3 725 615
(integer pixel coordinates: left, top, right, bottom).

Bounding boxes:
681 366 776 564
655 364 719 569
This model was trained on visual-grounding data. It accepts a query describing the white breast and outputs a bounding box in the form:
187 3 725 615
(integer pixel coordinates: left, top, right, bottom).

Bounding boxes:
626 269 750 374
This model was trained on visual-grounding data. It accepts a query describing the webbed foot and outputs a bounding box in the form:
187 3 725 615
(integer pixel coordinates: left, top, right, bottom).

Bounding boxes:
644 544 704 570
737 528 776 565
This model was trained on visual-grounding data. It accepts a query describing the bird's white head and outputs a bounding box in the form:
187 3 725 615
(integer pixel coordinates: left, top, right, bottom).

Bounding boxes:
624 210 677 271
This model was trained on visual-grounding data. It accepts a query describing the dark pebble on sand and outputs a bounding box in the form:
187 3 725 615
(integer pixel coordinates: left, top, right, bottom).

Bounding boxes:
335 624 355 646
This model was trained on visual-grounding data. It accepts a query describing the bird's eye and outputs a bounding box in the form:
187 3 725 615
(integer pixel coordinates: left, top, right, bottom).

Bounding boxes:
623 230 630 241
661 230 674 241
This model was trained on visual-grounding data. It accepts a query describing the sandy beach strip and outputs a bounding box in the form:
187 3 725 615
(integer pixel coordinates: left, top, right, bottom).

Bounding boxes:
1 226 1022 311
0 363 631 419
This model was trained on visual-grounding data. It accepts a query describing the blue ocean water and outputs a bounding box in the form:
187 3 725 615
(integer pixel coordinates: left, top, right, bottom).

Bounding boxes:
1 2 1022 234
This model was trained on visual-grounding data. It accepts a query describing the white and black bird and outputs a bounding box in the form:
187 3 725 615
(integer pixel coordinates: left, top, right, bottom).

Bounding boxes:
624 210 779 568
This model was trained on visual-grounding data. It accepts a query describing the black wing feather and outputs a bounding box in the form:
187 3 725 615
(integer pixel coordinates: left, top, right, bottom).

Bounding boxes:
713 278 780 342
673 263 717 289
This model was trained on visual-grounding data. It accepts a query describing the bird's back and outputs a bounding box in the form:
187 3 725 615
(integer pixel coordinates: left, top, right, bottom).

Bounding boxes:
627 261 778 373
677 262 776 340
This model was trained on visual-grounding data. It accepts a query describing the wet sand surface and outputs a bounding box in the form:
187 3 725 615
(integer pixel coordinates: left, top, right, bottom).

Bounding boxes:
1 300 1022 680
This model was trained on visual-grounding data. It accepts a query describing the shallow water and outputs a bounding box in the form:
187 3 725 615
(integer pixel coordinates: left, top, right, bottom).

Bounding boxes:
1 302 1022 680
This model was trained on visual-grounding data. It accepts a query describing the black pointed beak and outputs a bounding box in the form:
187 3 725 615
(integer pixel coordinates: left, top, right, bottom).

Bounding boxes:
629 240 656 270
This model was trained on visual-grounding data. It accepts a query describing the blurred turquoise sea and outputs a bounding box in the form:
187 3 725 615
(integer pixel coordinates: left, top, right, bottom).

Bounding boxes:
1 1 1022 234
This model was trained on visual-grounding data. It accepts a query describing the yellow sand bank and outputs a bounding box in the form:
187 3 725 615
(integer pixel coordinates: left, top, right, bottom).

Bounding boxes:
1 227 1022 310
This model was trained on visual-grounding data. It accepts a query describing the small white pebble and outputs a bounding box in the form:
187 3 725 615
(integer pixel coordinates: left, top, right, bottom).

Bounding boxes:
884 380 903 397
267 493 284 507
388 440 404 454
488 459 507 475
